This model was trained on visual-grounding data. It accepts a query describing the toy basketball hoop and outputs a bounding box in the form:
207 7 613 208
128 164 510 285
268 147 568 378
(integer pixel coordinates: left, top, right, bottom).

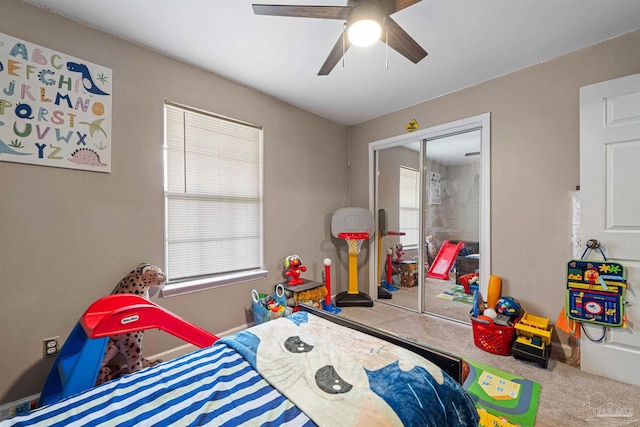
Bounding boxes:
331 208 374 307
334 231 373 307
338 232 369 255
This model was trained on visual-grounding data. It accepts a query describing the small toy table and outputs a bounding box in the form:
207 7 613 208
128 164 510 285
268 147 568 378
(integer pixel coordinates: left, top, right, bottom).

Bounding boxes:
392 260 418 287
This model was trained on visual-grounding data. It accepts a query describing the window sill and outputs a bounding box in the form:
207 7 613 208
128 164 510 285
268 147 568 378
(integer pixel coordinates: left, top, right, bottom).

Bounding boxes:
160 269 268 298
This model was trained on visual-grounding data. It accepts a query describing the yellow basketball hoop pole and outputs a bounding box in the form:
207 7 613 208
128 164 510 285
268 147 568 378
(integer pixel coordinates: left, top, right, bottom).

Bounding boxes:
348 243 359 294
335 232 373 306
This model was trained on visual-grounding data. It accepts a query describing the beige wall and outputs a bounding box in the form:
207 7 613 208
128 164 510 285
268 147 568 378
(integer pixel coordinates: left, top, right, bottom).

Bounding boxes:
440 162 481 244
377 146 419 235
0 0 348 403
350 30 640 344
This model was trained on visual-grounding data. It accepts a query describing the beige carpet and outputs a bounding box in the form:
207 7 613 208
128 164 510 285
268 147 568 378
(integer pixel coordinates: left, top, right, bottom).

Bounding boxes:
380 276 475 324
337 302 640 427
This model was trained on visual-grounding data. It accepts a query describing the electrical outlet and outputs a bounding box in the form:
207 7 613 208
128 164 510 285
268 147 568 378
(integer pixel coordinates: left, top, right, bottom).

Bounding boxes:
43 337 59 359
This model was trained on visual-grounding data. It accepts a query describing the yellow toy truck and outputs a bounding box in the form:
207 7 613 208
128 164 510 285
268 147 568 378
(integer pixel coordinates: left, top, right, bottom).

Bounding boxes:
511 313 553 368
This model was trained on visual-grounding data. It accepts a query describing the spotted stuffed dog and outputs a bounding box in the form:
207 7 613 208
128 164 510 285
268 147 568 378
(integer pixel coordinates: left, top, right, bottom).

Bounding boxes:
96 263 166 385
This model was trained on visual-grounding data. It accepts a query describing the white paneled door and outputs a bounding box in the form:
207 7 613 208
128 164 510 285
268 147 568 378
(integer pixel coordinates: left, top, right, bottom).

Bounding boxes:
580 73 640 386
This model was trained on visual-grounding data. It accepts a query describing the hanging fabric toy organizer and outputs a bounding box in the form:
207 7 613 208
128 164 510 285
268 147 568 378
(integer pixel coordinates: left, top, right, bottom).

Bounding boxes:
565 240 629 337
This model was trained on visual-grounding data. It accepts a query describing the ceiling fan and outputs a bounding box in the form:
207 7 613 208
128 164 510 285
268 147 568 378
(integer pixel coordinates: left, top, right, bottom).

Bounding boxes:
252 0 428 75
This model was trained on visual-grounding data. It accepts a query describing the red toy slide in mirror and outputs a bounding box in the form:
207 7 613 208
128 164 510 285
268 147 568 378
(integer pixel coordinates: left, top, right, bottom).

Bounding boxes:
427 240 466 280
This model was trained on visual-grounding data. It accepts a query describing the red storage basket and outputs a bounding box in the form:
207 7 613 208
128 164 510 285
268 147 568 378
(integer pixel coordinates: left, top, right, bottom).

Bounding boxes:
469 313 516 356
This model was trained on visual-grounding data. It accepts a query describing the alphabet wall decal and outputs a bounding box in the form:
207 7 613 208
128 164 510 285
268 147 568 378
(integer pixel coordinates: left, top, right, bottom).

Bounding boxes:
0 32 112 172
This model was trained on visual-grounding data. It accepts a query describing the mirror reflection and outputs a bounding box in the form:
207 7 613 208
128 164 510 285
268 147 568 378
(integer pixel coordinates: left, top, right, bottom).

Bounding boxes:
374 129 482 323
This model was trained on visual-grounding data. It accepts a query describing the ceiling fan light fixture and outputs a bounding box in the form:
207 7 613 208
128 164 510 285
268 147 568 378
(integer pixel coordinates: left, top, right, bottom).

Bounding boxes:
346 3 383 47
347 19 381 47
252 0 428 75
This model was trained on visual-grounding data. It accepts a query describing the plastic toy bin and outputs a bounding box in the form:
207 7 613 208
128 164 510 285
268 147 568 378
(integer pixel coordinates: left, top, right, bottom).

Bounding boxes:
251 284 292 325
469 313 516 356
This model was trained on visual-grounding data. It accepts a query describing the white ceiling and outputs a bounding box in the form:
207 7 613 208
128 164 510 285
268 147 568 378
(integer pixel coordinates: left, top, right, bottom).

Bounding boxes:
24 0 640 126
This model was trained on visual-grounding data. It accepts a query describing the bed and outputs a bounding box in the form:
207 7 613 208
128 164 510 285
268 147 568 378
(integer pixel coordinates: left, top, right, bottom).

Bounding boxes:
2 305 479 426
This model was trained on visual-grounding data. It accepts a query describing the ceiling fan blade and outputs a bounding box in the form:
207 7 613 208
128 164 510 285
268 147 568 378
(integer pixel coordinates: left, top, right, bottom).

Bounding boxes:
392 0 421 13
383 17 427 64
318 32 352 76
252 4 350 20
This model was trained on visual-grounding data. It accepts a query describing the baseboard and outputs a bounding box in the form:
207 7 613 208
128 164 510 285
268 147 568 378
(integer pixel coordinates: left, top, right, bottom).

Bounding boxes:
0 394 39 420
148 322 251 361
551 340 575 361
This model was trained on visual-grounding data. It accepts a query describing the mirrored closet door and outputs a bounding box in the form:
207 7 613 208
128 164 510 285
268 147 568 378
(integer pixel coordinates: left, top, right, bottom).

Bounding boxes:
368 114 491 324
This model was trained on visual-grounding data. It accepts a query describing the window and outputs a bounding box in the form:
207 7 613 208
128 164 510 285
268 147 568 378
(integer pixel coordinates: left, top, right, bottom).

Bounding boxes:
398 166 419 248
162 102 265 297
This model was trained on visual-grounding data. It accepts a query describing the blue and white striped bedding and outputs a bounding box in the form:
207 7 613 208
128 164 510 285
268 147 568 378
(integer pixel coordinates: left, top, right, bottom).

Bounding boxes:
2 312 478 426
2 343 314 427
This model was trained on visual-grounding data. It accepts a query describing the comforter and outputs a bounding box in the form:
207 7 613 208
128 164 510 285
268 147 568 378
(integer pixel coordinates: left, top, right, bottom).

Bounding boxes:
2 311 478 426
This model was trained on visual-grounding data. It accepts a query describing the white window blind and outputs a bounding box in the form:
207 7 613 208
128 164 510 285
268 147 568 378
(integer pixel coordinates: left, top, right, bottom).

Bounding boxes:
164 103 263 286
399 166 419 247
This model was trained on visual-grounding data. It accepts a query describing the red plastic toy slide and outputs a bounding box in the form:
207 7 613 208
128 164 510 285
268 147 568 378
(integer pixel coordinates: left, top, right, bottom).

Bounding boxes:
40 294 219 407
81 294 218 347
426 240 465 280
